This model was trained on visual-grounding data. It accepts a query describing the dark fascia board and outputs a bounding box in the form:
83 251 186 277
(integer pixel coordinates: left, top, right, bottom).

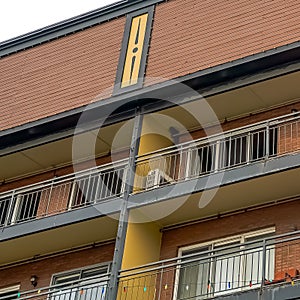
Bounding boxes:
0 197 122 242
0 0 164 58
0 40 300 155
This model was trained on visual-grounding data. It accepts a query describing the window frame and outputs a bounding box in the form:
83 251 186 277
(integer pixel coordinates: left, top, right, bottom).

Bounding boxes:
0 285 20 300
50 263 111 300
174 228 275 300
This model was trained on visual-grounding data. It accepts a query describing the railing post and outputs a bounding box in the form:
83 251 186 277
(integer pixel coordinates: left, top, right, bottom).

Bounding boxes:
265 122 270 159
260 239 267 292
4 191 16 227
184 148 192 180
106 108 143 300
45 178 55 216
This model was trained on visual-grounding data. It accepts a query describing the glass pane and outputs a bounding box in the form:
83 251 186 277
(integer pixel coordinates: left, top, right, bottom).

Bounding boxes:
0 198 10 227
16 191 41 222
51 272 80 300
51 288 77 300
79 283 106 300
244 234 274 287
0 290 19 300
177 247 210 299
52 266 109 300
213 243 241 294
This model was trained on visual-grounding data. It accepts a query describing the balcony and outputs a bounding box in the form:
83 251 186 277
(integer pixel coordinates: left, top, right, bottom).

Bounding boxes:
3 230 300 300
0 272 110 300
117 230 300 300
1 112 300 232
135 111 300 192
0 159 128 229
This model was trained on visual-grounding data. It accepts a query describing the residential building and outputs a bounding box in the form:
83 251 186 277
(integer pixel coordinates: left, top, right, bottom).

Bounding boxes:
1 0 300 299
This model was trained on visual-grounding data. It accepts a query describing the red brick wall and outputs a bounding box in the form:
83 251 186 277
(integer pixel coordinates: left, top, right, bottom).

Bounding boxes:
160 201 300 259
179 101 300 142
159 200 300 299
0 242 114 291
1 0 300 130
0 149 130 192
0 17 125 131
146 0 300 84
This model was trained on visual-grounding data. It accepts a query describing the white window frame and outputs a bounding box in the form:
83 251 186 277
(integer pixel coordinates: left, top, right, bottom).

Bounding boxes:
50 262 111 299
0 285 20 300
173 228 275 300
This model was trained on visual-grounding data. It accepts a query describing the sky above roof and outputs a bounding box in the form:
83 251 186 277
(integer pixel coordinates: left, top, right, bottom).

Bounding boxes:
0 0 119 43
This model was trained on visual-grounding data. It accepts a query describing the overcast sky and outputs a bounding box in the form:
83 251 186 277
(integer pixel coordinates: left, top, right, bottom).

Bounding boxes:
0 0 119 43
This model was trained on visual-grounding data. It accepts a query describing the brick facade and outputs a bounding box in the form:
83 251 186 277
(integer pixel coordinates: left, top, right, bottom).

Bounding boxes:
1 0 300 131
160 200 300 259
158 200 300 300
0 242 114 291
180 101 300 142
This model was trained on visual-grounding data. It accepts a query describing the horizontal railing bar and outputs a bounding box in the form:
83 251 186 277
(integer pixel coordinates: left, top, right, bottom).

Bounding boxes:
0 158 128 199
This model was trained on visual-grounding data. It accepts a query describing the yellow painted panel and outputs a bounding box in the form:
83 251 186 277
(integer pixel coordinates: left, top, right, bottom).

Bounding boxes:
118 211 162 300
121 13 148 88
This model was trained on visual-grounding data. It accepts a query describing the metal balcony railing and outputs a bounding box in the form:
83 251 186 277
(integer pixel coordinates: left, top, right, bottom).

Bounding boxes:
3 230 299 300
0 272 110 300
117 230 300 300
135 112 300 191
0 112 300 230
0 159 128 228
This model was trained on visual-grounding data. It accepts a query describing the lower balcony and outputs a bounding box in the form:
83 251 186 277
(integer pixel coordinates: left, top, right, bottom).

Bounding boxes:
117 230 300 300
3 230 300 300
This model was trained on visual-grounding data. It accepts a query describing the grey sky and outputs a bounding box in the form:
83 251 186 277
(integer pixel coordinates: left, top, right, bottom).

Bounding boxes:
0 0 119 42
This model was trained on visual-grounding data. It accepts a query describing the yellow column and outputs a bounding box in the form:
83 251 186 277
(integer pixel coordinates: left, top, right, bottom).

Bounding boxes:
122 114 173 268
118 114 174 299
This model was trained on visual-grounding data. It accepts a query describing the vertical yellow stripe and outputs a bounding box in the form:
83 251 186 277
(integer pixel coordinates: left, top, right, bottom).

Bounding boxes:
121 13 148 88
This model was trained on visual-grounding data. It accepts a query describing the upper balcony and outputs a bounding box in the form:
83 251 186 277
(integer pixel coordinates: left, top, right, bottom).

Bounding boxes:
135 111 300 191
1 111 300 241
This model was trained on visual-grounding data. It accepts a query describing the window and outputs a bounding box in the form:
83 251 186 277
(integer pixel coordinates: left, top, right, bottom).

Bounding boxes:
10 191 41 224
0 197 11 227
186 144 216 177
69 167 125 209
219 127 278 169
186 127 278 179
51 264 110 300
0 285 20 300
175 229 275 299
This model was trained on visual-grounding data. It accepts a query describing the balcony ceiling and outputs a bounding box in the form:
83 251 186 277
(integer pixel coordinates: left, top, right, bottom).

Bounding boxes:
0 120 132 182
161 70 300 133
131 166 300 227
0 214 119 266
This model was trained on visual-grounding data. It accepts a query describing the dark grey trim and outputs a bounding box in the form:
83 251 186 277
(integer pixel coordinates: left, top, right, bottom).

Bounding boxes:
127 153 300 209
0 198 122 242
216 282 300 300
107 109 143 300
0 0 164 58
113 6 155 95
